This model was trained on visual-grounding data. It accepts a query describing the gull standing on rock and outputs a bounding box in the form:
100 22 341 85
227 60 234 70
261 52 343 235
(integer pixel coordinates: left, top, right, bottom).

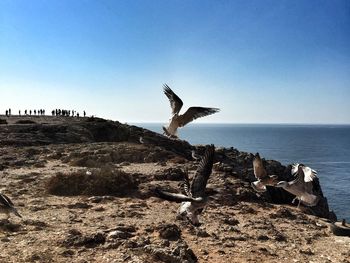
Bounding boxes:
276 163 319 207
162 84 220 139
251 153 279 192
155 144 215 226
0 192 22 219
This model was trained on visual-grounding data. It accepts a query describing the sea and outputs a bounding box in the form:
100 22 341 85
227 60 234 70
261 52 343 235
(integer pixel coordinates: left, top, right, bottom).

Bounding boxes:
135 123 350 221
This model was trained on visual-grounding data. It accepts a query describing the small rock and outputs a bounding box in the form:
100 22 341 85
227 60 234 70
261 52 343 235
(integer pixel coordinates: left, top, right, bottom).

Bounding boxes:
107 230 133 240
257 235 269 241
61 250 75 257
1 237 10 242
94 206 105 212
223 218 239 226
158 224 181 241
196 229 210 237
67 202 92 209
300 248 314 255
160 240 170 247
274 233 287 242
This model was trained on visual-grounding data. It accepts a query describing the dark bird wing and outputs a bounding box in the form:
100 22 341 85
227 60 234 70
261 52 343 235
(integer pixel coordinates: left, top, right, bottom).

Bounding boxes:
190 144 215 197
253 153 267 179
289 165 305 186
0 193 21 218
291 163 317 183
163 84 183 115
155 188 195 203
178 107 220 127
0 193 14 207
183 169 191 197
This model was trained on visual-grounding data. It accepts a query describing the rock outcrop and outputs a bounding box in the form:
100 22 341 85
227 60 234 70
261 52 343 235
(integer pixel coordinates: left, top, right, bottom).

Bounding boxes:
0 115 345 263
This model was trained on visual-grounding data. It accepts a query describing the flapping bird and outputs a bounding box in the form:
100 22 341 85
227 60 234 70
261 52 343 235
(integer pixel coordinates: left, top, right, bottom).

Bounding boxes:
155 144 215 226
276 163 319 207
251 153 279 192
0 192 22 219
162 85 220 138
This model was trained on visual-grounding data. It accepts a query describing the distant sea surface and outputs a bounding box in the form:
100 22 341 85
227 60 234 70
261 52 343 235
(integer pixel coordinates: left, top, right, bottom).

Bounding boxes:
135 123 350 221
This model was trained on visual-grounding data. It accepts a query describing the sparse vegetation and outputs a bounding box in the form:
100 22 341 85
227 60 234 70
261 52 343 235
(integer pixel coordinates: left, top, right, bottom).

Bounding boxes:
46 165 138 196
0 118 8 124
15 119 37 124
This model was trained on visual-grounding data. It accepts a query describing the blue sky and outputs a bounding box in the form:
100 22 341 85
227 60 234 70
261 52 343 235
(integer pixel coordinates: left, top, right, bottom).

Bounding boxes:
1 0 349 123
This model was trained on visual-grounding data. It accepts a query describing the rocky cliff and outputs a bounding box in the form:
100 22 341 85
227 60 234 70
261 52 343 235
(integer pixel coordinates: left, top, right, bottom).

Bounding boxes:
0 115 348 263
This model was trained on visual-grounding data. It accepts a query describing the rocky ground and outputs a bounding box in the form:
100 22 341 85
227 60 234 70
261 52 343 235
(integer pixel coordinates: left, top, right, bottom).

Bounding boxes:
0 115 349 263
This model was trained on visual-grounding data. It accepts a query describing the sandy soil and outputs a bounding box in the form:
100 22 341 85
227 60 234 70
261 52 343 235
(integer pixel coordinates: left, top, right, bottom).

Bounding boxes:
0 116 349 263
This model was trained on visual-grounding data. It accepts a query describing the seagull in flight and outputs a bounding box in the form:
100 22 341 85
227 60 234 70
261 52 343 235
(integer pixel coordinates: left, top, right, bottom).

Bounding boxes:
276 163 319 207
251 153 279 192
0 192 22 219
155 144 215 226
162 84 220 138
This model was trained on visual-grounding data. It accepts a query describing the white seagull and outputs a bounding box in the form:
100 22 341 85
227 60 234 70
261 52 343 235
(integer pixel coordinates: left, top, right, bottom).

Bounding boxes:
251 153 279 192
162 84 220 138
155 144 215 226
276 163 319 207
0 192 22 219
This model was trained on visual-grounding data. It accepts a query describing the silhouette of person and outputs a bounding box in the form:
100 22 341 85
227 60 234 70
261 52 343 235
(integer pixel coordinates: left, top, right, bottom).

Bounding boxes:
5 110 8 117
30 110 32 115
34 110 36 115
77 113 79 118
9 108 11 116
19 110 21 116
25 110 27 115
84 110 86 117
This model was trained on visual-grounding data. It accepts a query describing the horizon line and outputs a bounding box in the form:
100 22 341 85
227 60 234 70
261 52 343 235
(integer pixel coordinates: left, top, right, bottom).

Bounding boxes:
130 121 350 126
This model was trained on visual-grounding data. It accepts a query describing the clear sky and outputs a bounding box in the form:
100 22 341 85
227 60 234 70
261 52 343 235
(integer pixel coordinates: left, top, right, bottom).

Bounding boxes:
1 0 349 124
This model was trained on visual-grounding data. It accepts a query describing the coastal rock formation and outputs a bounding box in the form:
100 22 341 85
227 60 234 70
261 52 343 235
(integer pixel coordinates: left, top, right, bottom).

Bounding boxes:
0 115 348 262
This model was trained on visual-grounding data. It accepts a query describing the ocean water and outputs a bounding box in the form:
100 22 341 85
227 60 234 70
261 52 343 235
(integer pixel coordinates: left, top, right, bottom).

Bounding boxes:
135 123 350 221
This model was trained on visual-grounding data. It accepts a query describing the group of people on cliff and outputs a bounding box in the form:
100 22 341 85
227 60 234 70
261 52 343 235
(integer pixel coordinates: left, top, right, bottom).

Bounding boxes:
52 109 86 118
4 109 87 118
5 108 46 117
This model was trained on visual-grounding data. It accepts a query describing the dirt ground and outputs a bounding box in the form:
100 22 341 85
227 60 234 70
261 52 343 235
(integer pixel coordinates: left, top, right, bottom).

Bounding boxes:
0 116 349 263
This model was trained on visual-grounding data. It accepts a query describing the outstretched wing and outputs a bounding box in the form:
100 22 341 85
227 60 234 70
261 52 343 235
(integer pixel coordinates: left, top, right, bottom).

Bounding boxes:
291 163 317 183
190 144 215 197
178 107 220 127
0 193 14 207
155 188 195 203
163 84 183 115
291 163 300 176
253 153 267 179
301 166 317 182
